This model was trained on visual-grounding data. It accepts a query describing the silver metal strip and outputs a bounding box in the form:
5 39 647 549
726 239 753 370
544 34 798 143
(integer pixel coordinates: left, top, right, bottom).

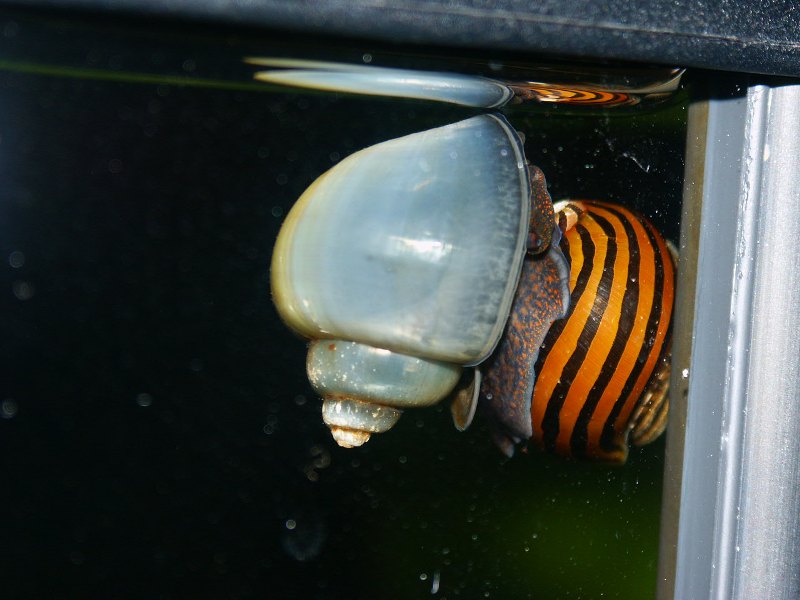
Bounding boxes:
732 83 800 599
668 79 800 598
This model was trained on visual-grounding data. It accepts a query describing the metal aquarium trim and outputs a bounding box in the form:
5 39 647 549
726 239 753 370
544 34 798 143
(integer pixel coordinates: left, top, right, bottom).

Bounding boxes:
661 78 800 599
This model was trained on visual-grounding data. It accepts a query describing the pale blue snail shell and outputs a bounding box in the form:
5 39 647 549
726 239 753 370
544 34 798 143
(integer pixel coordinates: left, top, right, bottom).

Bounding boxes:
271 114 534 446
249 58 513 108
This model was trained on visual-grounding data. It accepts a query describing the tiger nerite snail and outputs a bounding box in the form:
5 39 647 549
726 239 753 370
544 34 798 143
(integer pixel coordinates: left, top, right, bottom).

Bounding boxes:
482 200 675 463
267 63 676 463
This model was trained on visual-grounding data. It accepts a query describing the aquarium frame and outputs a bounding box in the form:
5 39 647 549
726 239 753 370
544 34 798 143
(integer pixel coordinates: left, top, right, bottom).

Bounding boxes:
658 77 800 599
6 0 800 77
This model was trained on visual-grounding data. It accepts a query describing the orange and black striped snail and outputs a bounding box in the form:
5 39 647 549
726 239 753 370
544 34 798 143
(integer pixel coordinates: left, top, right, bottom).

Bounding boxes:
481 200 675 464
268 66 676 464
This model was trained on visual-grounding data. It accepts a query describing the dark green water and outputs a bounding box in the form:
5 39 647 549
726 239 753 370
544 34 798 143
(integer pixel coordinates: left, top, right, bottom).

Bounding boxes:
0 10 687 599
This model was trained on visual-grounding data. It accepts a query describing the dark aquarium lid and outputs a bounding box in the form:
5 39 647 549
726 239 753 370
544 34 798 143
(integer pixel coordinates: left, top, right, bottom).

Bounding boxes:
4 0 800 77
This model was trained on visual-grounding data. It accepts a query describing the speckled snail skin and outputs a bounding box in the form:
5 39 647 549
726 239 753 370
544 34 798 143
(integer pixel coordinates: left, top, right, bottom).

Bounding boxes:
270 114 675 463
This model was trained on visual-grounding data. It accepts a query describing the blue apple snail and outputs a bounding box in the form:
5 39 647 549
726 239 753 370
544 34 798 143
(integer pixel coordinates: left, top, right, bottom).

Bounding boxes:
271 114 569 448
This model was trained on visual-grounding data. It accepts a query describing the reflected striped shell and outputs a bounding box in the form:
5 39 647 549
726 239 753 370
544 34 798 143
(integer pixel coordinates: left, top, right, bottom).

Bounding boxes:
532 200 675 463
509 85 637 107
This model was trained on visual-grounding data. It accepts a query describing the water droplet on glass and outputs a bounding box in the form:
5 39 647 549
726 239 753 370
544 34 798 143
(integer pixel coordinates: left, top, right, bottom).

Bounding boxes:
8 250 24 268
2 399 18 418
135 393 153 407
12 280 34 300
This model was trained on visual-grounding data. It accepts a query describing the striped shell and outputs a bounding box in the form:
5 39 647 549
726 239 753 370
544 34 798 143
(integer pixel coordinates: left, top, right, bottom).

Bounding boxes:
482 200 676 464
